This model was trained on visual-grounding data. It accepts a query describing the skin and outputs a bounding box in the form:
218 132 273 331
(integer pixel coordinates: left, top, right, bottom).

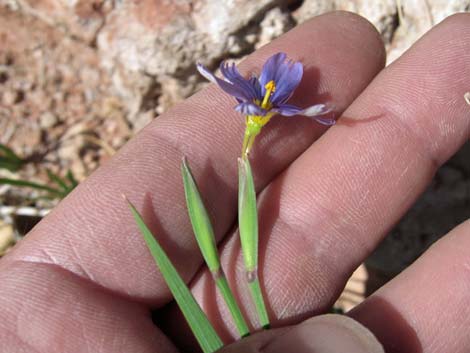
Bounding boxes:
1 10 470 353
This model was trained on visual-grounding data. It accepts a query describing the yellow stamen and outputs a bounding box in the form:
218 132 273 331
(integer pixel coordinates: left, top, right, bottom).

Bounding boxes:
261 80 276 109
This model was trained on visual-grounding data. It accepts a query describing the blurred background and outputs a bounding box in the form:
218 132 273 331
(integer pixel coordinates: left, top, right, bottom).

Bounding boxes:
0 0 469 311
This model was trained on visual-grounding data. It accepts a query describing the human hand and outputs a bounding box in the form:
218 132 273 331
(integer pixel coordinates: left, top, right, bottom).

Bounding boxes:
1 11 470 353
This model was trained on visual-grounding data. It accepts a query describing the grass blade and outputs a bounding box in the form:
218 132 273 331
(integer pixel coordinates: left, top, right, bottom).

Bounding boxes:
0 144 25 172
126 197 224 353
0 177 64 197
181 158 250 337
0 159 23 172
238 157 270 329
46 169 69 192
0 144 23 162
66 170 79 189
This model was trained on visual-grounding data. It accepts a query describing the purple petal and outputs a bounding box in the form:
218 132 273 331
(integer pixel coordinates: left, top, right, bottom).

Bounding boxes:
249 75 262 98
258 53 304 104
271 103 302 116
259 52 287 88
271 61 303 104
196 63 253 101
273 103 336 125
219 62 259 100
235 102 267 116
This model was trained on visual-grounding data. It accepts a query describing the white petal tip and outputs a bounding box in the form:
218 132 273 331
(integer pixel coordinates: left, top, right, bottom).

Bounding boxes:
196 63 217 83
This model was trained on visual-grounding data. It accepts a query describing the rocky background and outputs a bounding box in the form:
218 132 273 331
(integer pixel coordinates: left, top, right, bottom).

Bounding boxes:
0 0 469 309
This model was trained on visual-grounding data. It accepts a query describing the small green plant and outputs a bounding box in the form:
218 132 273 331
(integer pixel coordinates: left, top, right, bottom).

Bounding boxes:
127 53 335 352
0 143 78 200
0 169 78 200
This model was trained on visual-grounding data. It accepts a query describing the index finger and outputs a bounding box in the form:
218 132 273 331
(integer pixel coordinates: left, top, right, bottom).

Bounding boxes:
4 12 385 305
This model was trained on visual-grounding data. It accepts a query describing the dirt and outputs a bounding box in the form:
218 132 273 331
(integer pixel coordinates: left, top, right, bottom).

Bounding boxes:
0 6 130 207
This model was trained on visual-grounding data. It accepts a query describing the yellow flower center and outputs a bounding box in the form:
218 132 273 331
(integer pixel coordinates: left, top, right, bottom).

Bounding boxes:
241 80 277 158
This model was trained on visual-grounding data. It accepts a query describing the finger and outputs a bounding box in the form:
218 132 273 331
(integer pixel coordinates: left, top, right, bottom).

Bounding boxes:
187 12 470 338
349 220 470 353
220 315 383 353
0 260 178 353
4 11 385 305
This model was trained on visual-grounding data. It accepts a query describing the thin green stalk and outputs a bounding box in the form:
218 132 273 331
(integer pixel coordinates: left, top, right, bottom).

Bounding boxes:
182 158 250 337
248 277 270 329
214 275 250 337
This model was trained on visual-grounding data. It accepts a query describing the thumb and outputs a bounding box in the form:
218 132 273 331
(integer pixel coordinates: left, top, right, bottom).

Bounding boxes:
220 314 384 353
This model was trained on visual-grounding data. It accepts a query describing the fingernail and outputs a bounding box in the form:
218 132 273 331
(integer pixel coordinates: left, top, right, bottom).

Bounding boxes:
262 314 384 353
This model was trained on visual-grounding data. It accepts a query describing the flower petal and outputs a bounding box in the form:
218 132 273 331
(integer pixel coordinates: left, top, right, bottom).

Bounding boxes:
235 102 267 116
273 103 336 125
196 63 253 101
249 75 262 99
259 52 287 89
271 61 303 104
258 53 304 104
220 62 259 101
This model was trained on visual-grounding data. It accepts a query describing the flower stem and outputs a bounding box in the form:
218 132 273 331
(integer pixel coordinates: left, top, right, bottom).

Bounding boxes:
247 273 270 329
241 131 258 159
214 272 250 337
241 129 250 158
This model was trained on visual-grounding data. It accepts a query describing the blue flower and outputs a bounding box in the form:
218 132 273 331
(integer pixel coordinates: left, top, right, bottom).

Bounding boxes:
197 52 335 156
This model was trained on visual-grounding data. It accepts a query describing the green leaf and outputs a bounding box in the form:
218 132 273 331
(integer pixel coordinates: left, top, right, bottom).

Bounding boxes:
0 144 23 162
0 144 25 172
66 170 79 188
0 159 23 172
46 169 69 192
126 197 224 353
238 158 258 271
181 158 220 272
0 177 64 197
182 158 250 337
238 157 270 329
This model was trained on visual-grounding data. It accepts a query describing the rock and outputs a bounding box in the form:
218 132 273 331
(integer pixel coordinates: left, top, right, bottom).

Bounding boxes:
39 111 58 129
294 0 470 64
255 7 295 49
292 0 335 24
97 0 284 77
2 89 21 105
0 221 14 256
132 110 155 132
14 0 110 43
